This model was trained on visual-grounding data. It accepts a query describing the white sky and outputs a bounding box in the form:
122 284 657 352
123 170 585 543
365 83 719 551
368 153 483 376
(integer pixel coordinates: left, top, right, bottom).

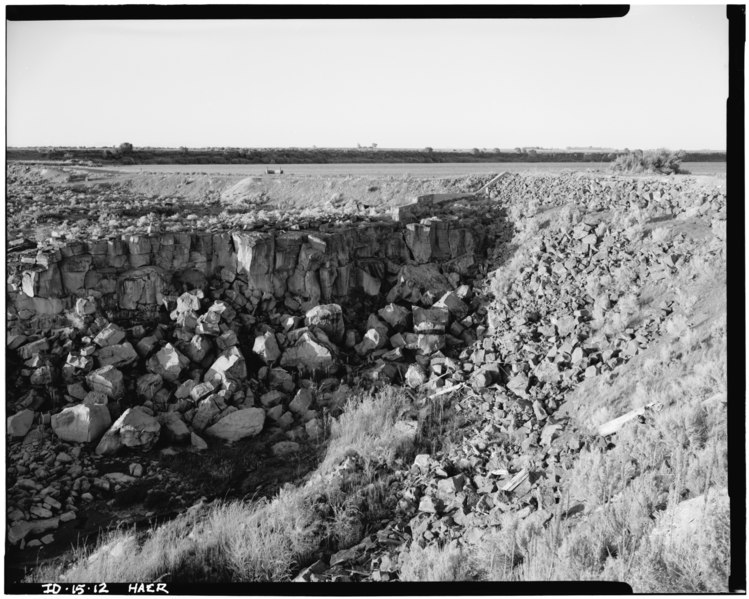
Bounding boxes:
6 5 728 150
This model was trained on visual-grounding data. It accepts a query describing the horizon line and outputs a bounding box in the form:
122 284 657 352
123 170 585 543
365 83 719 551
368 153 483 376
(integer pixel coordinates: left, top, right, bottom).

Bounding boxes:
7 146 727 153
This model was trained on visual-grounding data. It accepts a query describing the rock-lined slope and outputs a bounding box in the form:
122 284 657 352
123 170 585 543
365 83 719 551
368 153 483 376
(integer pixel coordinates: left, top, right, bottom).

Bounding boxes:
6 168 728 590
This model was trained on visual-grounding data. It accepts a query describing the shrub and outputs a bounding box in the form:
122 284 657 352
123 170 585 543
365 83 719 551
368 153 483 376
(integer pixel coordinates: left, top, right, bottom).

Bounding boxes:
610 149 687 175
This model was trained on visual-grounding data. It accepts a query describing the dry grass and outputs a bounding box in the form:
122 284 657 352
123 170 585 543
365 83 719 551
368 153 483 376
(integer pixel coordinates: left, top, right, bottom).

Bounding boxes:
466 299 728 591
399 541 476 581
31 386 416 583
320 385 413 475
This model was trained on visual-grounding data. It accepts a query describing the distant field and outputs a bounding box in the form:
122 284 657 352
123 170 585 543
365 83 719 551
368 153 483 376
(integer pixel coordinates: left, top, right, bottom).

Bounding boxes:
93 161 726 177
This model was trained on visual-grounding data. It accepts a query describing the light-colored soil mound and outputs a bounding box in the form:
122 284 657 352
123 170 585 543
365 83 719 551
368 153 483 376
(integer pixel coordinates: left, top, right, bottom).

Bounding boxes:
220 173 494 210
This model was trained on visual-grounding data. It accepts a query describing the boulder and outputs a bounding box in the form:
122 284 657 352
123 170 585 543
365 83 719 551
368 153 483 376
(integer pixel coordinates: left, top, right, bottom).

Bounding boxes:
175 379 196 399
158 412 190 443
93 323 126 348
95 407 161 455
30 365 53 385
51 403 111 443
216 330 239 351
366 314 390 339
355 328 385 356
195 310 221 336
17 339 50 360
7 517 60 545
280 331 337 375
269 367 295 393
305 304 345 344
191 431 208 451
204 408 265 442
289 388 314 415
136 373 163 401
433 291 470 320
7 409 35 438
180 334 212 364
205 347 247 389
83 391 108 406
96 342 138 368
378 303 411 331
252 331 281 364
412 306 450 334
260 390 286 408
404 333 445 356
405 364 428 388
86 365 125 399
358 269 381 296
147 343 189 383
175 291 202 314
191 396 222 431
135 335 159 358
190 381 215 402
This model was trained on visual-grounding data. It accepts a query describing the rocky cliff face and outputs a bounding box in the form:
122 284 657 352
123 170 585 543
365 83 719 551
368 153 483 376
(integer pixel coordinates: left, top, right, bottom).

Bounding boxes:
8 211 489 333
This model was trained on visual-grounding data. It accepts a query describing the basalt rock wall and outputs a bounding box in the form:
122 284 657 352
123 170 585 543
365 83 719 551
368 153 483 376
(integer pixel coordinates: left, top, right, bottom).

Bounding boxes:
8 215 487 332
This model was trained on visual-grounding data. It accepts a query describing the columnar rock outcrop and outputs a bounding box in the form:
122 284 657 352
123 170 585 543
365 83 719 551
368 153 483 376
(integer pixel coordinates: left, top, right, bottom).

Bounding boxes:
8 216 487 332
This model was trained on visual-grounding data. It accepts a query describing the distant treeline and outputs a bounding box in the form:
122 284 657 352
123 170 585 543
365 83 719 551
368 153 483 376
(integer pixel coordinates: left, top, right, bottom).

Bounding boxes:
6 146 727 165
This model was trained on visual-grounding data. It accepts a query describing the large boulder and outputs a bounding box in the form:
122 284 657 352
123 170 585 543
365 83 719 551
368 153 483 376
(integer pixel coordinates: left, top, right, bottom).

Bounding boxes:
252 331 281 364
305 304 345 344
204 408 265 442
280 331 337 374
191 395 223 431
204 347 247 389
180 334 213 364
433 291 470 320
289 388 314 415
93 323 126 348
17 338 50 360
378 303 411 331
51 403 111 443
86 365 125 399
175 291 202 314
7 409 35 438
96 407 161 455
147 343 189 383
96 342 138 368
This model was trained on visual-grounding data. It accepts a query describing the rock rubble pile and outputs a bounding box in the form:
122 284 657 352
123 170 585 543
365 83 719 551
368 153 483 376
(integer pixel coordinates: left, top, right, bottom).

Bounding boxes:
6 168 726 576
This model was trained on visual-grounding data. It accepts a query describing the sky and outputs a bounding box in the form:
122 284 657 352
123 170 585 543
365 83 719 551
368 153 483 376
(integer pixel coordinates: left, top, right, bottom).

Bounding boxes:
6 6 728 150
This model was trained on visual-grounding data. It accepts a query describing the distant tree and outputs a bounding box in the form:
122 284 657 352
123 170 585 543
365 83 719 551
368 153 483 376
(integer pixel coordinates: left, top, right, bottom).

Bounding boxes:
492 148 500 153
425 147 434 153
180 146 189 154
371 143 378 149
515 147 522 153
118 142 133 154
472 148 481 155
